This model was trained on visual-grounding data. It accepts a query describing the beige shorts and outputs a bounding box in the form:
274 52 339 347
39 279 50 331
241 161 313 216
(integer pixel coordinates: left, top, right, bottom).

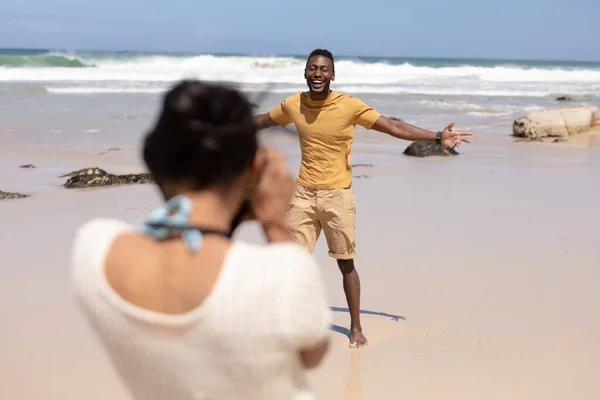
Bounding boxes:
287 184 357 260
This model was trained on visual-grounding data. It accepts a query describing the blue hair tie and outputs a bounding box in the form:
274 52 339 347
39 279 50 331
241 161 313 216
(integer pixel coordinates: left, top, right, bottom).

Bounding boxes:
137 195 203 252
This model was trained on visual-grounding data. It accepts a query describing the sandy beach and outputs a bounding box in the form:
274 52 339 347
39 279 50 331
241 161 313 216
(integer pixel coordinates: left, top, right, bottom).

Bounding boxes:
1 87 599 400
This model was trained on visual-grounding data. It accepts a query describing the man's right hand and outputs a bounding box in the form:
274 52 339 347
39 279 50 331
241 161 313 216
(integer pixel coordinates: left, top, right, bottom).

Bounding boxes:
251 147 295 242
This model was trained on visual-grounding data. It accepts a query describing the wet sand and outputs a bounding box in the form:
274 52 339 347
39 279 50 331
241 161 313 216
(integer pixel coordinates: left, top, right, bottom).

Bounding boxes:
1 122 600 399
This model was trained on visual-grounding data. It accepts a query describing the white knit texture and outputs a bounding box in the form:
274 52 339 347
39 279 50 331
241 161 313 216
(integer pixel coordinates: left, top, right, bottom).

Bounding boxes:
71 218 332 400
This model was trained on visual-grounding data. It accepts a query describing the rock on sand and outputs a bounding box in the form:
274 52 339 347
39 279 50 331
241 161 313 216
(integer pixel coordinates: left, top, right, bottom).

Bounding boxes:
404 142 459 157
513 105 599 140
0 191 29 200
61 167 154 189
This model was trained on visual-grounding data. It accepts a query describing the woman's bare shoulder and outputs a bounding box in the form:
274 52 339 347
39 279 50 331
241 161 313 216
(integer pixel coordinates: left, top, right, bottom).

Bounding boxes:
71 218 137 270
73 218 135 250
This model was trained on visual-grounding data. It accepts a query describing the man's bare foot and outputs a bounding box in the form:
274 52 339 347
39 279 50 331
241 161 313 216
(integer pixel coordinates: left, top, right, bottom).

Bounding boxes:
348 329 368 349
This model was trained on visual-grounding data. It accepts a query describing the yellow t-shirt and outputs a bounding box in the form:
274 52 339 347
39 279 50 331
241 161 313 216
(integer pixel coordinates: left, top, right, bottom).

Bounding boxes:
268 91 381 189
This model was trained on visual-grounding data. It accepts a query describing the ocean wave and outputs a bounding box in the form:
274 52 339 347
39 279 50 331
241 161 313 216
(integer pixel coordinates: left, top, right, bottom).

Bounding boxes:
415 100 485 110
47 87 165 94
1 52 599 85
415 100 545 112
2 51 598 99
39 84 599 99
0 54 90 68
332 85 554 97
467 111 517 117
264 85 598 98
0 85 49 94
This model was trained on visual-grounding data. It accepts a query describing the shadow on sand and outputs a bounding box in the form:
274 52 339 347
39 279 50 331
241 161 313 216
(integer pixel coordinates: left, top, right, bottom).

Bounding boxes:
329 307 406 338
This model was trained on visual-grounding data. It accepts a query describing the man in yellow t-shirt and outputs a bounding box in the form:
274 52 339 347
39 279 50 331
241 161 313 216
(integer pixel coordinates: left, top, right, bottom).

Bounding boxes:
254 49 472 348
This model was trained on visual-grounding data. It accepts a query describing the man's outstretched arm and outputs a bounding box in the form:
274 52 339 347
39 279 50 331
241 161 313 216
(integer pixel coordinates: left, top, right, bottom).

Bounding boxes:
254 113 279 130
372 116 437 141
371 116 473 148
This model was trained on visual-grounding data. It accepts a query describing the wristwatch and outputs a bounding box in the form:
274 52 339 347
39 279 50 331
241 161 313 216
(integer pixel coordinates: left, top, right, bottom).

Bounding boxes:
435 131 442 144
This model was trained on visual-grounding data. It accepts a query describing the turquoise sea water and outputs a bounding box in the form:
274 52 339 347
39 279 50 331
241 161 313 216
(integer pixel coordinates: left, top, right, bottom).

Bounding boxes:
2 48 600 69
1 48 599 99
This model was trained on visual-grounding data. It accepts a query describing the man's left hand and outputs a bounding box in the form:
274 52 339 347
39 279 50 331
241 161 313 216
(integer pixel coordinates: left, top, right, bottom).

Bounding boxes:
441 121 473 148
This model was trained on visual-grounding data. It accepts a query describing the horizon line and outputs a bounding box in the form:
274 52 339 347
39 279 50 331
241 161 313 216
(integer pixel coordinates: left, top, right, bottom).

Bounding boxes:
1 46 599 64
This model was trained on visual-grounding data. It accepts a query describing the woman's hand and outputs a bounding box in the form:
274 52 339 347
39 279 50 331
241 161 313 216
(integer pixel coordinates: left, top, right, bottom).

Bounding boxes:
251 148 295 242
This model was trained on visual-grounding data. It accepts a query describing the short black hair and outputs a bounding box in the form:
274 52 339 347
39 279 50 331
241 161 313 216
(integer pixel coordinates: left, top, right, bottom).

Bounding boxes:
306 48 335 72
142 80 258 192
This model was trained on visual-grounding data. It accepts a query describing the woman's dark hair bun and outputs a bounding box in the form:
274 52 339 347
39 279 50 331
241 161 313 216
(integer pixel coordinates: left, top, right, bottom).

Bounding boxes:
142 80 258 190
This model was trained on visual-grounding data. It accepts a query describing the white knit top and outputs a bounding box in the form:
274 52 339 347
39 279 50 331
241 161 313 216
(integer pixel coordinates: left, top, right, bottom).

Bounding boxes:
71 218 332 400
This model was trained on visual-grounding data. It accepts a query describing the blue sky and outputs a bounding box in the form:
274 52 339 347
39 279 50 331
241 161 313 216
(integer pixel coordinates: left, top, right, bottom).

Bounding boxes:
0 0 598 61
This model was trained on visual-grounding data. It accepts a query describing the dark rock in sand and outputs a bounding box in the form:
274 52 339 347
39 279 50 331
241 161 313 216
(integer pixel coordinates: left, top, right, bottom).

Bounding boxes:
61 167 154 189
19 164 36 169
556 96 572 101
0 190 29 200
403 142 459 157
553 138 568 143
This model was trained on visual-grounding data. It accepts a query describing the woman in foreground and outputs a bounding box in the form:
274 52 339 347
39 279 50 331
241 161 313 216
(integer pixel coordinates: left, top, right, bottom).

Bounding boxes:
70 80 331 399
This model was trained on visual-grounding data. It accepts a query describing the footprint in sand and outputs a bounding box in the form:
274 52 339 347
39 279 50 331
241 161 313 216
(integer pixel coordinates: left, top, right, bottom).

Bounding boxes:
386 324 484 357
331 312 481 355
